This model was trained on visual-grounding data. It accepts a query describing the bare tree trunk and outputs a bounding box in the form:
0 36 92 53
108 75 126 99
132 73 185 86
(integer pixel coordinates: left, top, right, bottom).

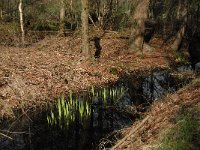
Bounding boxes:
0 0 2 20
81 0 90 58
59 0 65 36
176 0 182 19
170 17 187 51
129 0 150 52
70 0 73 10
0 9 2 20
19 0 25 45
115 0 118 12
171 0 188 51
70 0 73 30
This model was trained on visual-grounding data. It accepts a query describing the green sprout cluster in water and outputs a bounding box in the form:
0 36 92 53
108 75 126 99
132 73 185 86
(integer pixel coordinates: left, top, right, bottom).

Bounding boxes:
94 85 126 105
47 90 91 128
47 85 127 129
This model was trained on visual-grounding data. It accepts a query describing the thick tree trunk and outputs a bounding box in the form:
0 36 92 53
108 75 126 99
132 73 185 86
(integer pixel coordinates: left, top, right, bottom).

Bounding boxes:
19 0 25 45
81 0 90 58
59 0 65 36
170 17 187 51
171 0 187 51
129 0 150 52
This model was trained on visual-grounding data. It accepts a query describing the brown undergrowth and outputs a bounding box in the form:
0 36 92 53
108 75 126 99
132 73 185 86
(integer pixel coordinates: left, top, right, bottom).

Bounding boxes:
111 78 200 150
0 34 175 119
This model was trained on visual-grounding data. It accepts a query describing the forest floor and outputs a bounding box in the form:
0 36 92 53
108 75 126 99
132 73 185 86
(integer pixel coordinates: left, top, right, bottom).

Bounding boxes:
0 33 174 118
0 32 199 149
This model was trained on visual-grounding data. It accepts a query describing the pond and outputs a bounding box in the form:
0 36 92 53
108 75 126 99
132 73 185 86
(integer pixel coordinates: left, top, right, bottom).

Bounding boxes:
0 68 192 150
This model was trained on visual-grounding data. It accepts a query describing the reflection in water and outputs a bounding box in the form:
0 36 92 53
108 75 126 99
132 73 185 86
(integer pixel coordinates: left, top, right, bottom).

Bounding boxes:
143 70 173 100
142 70 190 101
0 69 190 150
176 65 193 72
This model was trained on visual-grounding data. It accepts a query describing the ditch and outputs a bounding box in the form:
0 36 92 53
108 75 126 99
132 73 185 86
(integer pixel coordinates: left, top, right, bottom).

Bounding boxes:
0 67 193 150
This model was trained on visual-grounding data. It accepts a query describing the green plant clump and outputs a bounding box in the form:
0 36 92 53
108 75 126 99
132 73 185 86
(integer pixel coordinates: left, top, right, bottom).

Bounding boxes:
110 67 118 75
47 91 91 129
158 105 200 150
175 52 190 65
47 85 127 129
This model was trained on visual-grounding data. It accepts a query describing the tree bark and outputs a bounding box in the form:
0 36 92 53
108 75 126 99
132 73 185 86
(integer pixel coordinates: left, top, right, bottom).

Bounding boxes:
170 0 188 51
170 17 187 51
59 0 65 36
129 0 150 52
19 0 25 45
81 0 90 58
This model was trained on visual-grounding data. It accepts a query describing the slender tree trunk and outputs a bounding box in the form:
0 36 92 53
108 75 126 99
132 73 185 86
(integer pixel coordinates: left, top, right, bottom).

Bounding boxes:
0 0 3 20
115 0 118 12
0 9 2 20
59 0 65 36
129 0 150 52
171 0 188 51
70 0 73 30
176 0 182 20
19 0 25 45
96 0 101 25
70 0 73 10
81 0 90 58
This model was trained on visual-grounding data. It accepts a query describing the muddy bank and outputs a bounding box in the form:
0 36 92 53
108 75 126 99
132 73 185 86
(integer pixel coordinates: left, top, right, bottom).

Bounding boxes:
0 36 171 118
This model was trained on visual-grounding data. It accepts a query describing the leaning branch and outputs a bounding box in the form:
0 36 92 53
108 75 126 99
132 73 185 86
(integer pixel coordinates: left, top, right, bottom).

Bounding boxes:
111 115 151 150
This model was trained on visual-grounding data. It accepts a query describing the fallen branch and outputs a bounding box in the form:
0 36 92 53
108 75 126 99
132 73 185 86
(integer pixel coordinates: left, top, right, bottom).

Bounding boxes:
0 132 13 140
110 115 151 150
89 14 97 28
0 130 30 135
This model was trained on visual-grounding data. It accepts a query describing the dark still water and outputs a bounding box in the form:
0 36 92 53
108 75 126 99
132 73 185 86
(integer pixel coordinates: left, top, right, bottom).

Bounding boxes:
0 69 192 150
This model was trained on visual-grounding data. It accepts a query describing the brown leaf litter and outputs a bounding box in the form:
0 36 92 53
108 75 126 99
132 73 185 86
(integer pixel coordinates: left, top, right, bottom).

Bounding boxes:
111 78 200 150
0 35 173 118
